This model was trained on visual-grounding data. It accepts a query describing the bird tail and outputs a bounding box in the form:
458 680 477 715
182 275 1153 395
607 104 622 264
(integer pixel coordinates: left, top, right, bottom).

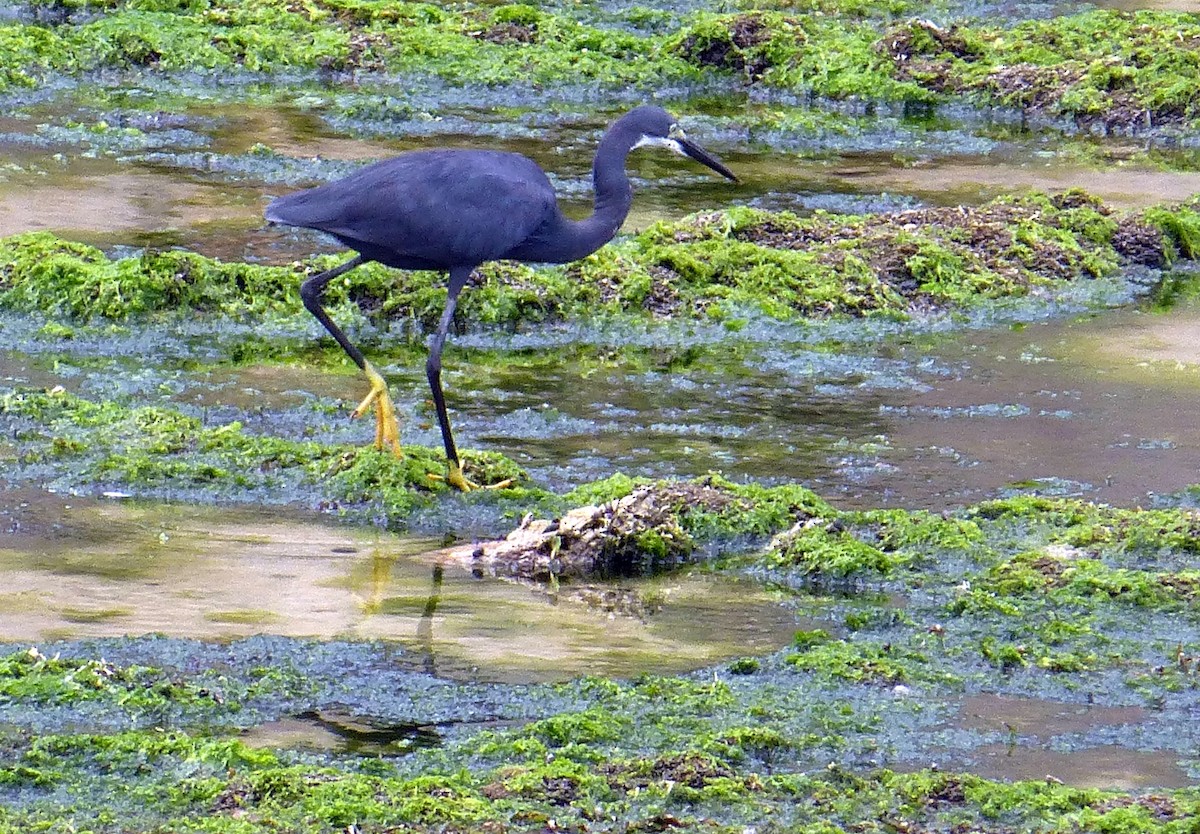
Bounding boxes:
263 193 303 226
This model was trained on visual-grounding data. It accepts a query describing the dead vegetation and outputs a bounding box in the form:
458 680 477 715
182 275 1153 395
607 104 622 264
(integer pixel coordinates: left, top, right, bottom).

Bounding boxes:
456 481 737 582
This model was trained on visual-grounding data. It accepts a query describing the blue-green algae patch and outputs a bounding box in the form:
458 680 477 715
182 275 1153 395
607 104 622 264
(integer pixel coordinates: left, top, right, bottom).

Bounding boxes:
1 639 1198 832
0 385 532 527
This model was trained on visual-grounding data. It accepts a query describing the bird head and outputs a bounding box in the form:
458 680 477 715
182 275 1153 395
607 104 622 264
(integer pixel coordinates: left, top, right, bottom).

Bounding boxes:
628 106 739 183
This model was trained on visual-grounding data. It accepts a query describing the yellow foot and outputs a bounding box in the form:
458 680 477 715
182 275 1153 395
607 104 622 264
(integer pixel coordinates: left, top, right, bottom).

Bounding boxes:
429 460 514 493
350 362 402 457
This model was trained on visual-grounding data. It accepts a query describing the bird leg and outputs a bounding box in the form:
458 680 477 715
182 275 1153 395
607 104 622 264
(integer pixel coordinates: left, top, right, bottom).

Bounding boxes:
300 256 403 458
426 266 511 492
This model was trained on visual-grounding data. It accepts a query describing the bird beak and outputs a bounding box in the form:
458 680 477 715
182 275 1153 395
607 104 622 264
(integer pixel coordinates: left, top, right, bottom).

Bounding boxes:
671 135 739 183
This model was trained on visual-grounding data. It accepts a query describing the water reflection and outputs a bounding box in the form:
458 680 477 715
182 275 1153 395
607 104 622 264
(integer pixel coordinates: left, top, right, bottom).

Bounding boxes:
870 304 1200 508
0 490 799 683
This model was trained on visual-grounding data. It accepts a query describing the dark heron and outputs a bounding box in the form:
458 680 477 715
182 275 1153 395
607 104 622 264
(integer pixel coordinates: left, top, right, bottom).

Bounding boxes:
265 105 737 491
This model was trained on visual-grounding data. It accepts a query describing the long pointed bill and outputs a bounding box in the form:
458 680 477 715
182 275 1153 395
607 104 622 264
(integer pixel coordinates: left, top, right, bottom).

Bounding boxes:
675 137 738 182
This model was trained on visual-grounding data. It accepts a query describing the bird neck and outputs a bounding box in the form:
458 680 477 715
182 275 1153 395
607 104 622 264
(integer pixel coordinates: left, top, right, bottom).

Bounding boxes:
588 127 636 235
548 122 636 262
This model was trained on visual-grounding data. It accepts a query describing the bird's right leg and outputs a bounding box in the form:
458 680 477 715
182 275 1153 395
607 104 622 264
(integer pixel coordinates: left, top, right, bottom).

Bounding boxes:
300 255 403 457
426 266 512 492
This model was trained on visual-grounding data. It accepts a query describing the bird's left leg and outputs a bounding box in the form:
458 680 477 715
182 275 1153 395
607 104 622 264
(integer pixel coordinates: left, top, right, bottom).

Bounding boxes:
300 255 402 457
426 266 512 491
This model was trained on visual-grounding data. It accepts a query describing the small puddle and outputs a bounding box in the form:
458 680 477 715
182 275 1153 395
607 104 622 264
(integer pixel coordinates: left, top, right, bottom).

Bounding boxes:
0 489 800 684
952 693 1149 738
240 710 445 757
926 693 1193 789
870 304 1200 508
963 744 1192 790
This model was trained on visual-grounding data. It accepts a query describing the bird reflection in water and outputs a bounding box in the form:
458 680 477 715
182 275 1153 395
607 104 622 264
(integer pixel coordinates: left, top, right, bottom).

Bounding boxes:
358 552 443 678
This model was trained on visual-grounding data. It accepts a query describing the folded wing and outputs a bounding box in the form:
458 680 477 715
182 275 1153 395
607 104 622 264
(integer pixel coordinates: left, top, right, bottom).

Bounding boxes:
265 149 559 269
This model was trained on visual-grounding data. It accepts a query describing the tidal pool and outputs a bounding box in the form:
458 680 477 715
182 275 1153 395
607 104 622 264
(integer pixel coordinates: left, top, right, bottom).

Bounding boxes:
4 73 1200 819
0 488 802 684
922 693 1194 789
868 303 1200 509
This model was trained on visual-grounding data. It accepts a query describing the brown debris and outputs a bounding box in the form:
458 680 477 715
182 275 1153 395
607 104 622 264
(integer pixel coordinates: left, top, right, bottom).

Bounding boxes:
678 14 777 80
454 482 736 582
1093 794 1182 821
1113 218 1168 268
1158 573 1200 600
1025 554 1070 584
626 814 691 832
643 266 684 316
338 32 389 72
475 22 538 45
601 752 737 791
985 64 1089 116
879 21 980 93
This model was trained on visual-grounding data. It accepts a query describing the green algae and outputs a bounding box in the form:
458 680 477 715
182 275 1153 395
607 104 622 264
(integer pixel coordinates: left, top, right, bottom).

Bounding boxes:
6 720 1199 832
761 521 913 582
0 647 209 711
2 614 1200 833
5 1 1200 129
560 472 833 547
1 192 1185 336
667 8 1200 129
0 646 318 726
0 0 701 91
967 494 1200 558
0 386 529 525
786 636 962 686
0 382 837 540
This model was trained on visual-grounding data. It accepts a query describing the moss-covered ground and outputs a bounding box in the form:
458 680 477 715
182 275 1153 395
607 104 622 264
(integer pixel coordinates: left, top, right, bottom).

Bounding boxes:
5 486 1200 831
2 191 1197 331
6 0 1200 133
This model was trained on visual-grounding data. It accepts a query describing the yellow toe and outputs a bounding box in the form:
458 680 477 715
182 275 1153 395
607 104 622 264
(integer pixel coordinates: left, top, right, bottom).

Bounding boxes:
351 362 402 457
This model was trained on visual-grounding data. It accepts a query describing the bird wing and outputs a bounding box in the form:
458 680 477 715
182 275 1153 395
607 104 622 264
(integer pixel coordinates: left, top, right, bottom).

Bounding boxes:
265 150 558 268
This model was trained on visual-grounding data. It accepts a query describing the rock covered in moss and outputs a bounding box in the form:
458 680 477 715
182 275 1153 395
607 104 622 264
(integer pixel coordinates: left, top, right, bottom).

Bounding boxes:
457 481 726 581
451 475 829 581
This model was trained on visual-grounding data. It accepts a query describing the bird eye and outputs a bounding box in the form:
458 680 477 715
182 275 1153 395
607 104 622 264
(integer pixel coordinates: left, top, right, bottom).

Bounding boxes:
668 123 685 139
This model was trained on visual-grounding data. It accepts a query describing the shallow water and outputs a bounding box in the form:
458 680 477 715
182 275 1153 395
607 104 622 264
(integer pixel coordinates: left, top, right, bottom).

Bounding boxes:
829 157 1200 211
869 305 1200 508
949 743 1192 790
5 72 1200 799
5 90 1200 264
0 488 802 683
915 693 1194 789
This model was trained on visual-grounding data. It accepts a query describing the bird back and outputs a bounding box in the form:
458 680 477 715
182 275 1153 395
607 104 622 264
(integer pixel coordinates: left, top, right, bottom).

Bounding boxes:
265 149 560 270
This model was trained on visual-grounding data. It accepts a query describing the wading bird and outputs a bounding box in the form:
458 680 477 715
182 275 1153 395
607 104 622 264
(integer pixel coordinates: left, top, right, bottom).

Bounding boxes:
265 105 738 491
